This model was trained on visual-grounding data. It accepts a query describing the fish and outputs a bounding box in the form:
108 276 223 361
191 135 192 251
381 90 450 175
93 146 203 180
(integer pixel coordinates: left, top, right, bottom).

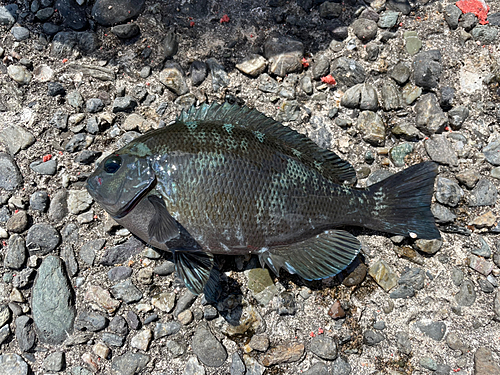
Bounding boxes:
87 102 440 299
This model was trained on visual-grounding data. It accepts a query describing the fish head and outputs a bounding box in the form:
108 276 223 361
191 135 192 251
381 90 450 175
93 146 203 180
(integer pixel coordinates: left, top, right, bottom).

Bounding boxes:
86 152 156 218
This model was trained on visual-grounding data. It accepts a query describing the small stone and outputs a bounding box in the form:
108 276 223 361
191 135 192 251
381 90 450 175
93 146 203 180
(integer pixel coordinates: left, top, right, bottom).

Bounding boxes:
260 341 304 366
192 325 227 367
369 259 397 291
278 292 296 316
416 320 446 341
445 4 461 29
136 268 153 285
356 111 385 146
467 255 494 276
390 285 415 299
111 352 150 375
178 310 193 325
390 143 413 167
0 125 35 155
456 170 480 189
111 24 140 39
331 57 366 87
435 177 463 206
343 263 367 286
351 18 377 43
363 330 385 345
189 60 207 86
248 334 269 352
86 98 104 113
111 279 143 304
404 31 422 55
380 80 402 111
478 278 494 293
75 311 108 332
420 356 437 371
112 96 138 113
206 58 230 92
402 83 422 105
415 94 448 135
331 356 351 375
15 315 36 351
378 11 399 28
30 159 57 175
264 36 303 77
0 353 28 375
159 63 188 96
455 279 476 306
328 300 345 319
68 190 93 215
131 328 152 351
30 191 49 212
413 50 442 89
154 321 181 339
414 238 443 255
4 234 27 270
469 179 497 206
26 223 60 255
161 29 178 59
471 25 498 45
236 54 267 77
0 153 23 190
43 351 65 372
93 342 110 359
471 212 496 228
319 1 342 19
310 335 338 360
474 347 500 375
102 332 125 347
85 285 120 314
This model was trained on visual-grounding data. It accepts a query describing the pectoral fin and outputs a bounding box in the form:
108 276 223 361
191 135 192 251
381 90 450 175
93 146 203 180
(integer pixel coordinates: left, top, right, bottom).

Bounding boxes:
174 250 214 295
147 195 179 243
259 230 361 281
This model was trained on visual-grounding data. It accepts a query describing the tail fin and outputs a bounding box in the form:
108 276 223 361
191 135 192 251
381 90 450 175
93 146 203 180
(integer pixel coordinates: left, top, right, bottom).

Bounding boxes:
363 162 440 240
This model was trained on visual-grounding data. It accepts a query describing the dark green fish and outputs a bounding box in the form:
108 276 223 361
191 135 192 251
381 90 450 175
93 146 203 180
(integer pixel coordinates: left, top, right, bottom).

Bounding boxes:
87 102 440 298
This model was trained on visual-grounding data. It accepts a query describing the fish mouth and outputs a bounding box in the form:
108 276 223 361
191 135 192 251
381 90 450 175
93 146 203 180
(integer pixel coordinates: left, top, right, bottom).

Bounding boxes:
113 177 157 219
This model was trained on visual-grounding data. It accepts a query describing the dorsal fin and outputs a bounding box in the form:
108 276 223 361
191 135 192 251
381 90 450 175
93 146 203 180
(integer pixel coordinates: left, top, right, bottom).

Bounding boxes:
177 102 356 184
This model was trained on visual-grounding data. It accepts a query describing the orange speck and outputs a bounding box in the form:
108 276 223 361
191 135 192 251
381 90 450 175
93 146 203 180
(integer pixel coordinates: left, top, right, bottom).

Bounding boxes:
43 154 52 162
309 332 315 337
301 57 309 68
220 14 230 23
62 58 68 63
318 327 324 334
321 74 336 85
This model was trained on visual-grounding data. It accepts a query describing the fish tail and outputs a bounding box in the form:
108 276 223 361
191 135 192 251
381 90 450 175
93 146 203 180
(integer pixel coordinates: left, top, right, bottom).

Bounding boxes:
363 162 440 239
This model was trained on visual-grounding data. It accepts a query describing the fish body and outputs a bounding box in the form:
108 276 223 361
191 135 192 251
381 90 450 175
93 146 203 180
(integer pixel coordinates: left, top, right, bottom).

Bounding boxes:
87 102 440 297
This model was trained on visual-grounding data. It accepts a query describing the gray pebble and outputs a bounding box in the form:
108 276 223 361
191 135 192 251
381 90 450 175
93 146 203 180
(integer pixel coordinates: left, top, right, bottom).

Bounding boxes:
30 191 49 212
0 5 18 27
189 60 207 86
319 1 342 19
471 25 498 45
65 133 88 153
0 125 35 155
100 237 143 266
387 0 410 14
48 190 68 222
435 176 463 206
363 330 385 345
79 239 105 267
396 331 412 354
278 291 297 316
140 66 151 78
472 238 491 258
451 268 464 286
102 332 125 347
0 324 11 346
431 203 456 224
351 18 378 43
373 321 386 330
111 24 140 39
75 311 108 332
50 110 68 130
445 4 461 29
111 279 143 304
166 339 185 357
154 321 181 338
206 58 230 92
15 315 36 351
483 140 500 166
108 266 133 281
4 234 27 269
112 96 138 113
456 279 476 306
30 159 57 175
43 351 65 372
32 256 76 344
0 353 28 375
413 50 442 89
415 94 448 135
36 7 54 21
131 84 148 102
331 57 366 87
11 26 30 41
378 11 399 28
436 363 452 375
469 179 497 206
399 268 425 290
192 324 227 367
111 352 150 375
76 150 101 165
310 335 338 360
230 352 246 375
478 278 494 293
70 366 93 375
331 356 351 375
161 29 178 59
365 42 379 61
66 90 84 111
109 315 129 335
417 320 446 341
312 54 330 80
0 153 23 191
420 356 437 371
26 223 60 255
6 211 29 233
264 36 303 77
303 362 329 375
173 290 197 317
86 98 104 113
390 285 415 299
60 245 78 277
13 268 34 289
203 305 218 320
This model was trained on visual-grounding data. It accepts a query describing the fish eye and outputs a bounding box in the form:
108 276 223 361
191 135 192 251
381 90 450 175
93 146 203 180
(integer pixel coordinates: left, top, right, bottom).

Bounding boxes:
103 155 122 174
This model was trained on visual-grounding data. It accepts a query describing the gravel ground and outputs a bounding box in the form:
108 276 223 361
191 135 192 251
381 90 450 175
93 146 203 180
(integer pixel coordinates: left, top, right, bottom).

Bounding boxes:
0 0 500 374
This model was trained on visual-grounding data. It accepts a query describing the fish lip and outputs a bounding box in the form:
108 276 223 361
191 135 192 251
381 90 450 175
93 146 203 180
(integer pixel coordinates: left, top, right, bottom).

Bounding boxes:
112 176 157 219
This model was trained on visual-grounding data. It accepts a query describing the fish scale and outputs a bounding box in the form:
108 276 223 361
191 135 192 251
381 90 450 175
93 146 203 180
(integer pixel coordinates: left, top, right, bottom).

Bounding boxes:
87 102 440 297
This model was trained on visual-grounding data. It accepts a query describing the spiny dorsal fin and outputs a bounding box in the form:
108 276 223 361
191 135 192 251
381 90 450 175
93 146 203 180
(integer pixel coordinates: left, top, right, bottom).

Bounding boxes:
177 102 356 184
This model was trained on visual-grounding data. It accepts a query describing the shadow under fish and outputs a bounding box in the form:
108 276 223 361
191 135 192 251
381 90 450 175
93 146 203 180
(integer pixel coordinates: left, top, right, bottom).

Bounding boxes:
86 102 441 301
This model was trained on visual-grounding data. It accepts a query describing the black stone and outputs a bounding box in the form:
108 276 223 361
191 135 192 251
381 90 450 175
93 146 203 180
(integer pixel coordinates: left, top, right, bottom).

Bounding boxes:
92 0 145 27
54 0 88 31
111 24 140 39
47 82 65 96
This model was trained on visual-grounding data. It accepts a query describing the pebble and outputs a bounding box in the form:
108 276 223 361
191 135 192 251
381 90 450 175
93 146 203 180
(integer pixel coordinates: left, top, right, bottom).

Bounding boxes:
380 80 402 111
4 234 27 269
261 341 304 367
102 332 125 347
189 61 207 86
378 11 399 28
236 54 268 77
416 320 446 341
130 328 152 351
154 320 181 338
192 324 227 367
356 111 385 146
248 333 269 352
110 352 150 375
390 143 413 167
65 133 90 153
398 268 425 290
48 190 68 222
112 96 138 113
369 259 398 291
111 279 143 304
474 346 500 375
264 36 303 77
30 159 57 175
0 153 23 190
455 279 476 306
159 63 189 96
414 238 443 255
86 98 104 113
494 292 500 318
467 255 494 276
390 285 415 299
331 57 366 87
178 309 193 325
75 311 108 332
471 25 498 45
328 300 346 319
387 0 410 14
11 26 30 41
183 356 205 375
85 285 120 314
161 30 178 60
415 94 448 135
469 179 497 206
206 58 230 92
230 352 246 375
0 353 28 375
343 263 367 286
471 238 492 257
278 292 296 316
319 1 341 18
0 5 17 27
396 331 412 355
363 330 385 345
111 24 140 39
404 31 422 55
478 278 494 293
413 50 442 89
483 140 500 166
26 223 60 255
310 335 338 360
402 83 422 104
43 351 65 372
54 0 87 30
68 190 93 215
446 331 468 354
445 4 461 29
108 315 128 335
0 305 11 327
13 268 34 289
153 261 175 276
351 18 378 43
435 176 463 206
420 356 437 371
100 237 143 266
30 190 49 212
92 0 145 26
32 256 76 343
331 356 351 375
15 315 36 351
0 125 35 155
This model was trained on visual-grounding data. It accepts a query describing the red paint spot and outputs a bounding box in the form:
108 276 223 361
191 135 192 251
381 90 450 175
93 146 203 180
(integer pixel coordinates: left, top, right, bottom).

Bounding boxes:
309 332 315 337
14 209 18 214
318 327 324 334
456 0 489 25
321 75 336 85
62 58 68 63
250 34 254 37
43 154 52 162
301 57 309 68
220 14 230 23
190 21 195 27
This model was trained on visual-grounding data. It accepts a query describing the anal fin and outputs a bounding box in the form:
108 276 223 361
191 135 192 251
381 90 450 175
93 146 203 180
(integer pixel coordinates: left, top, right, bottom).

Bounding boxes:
259 230 361 281
174 250 214 295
